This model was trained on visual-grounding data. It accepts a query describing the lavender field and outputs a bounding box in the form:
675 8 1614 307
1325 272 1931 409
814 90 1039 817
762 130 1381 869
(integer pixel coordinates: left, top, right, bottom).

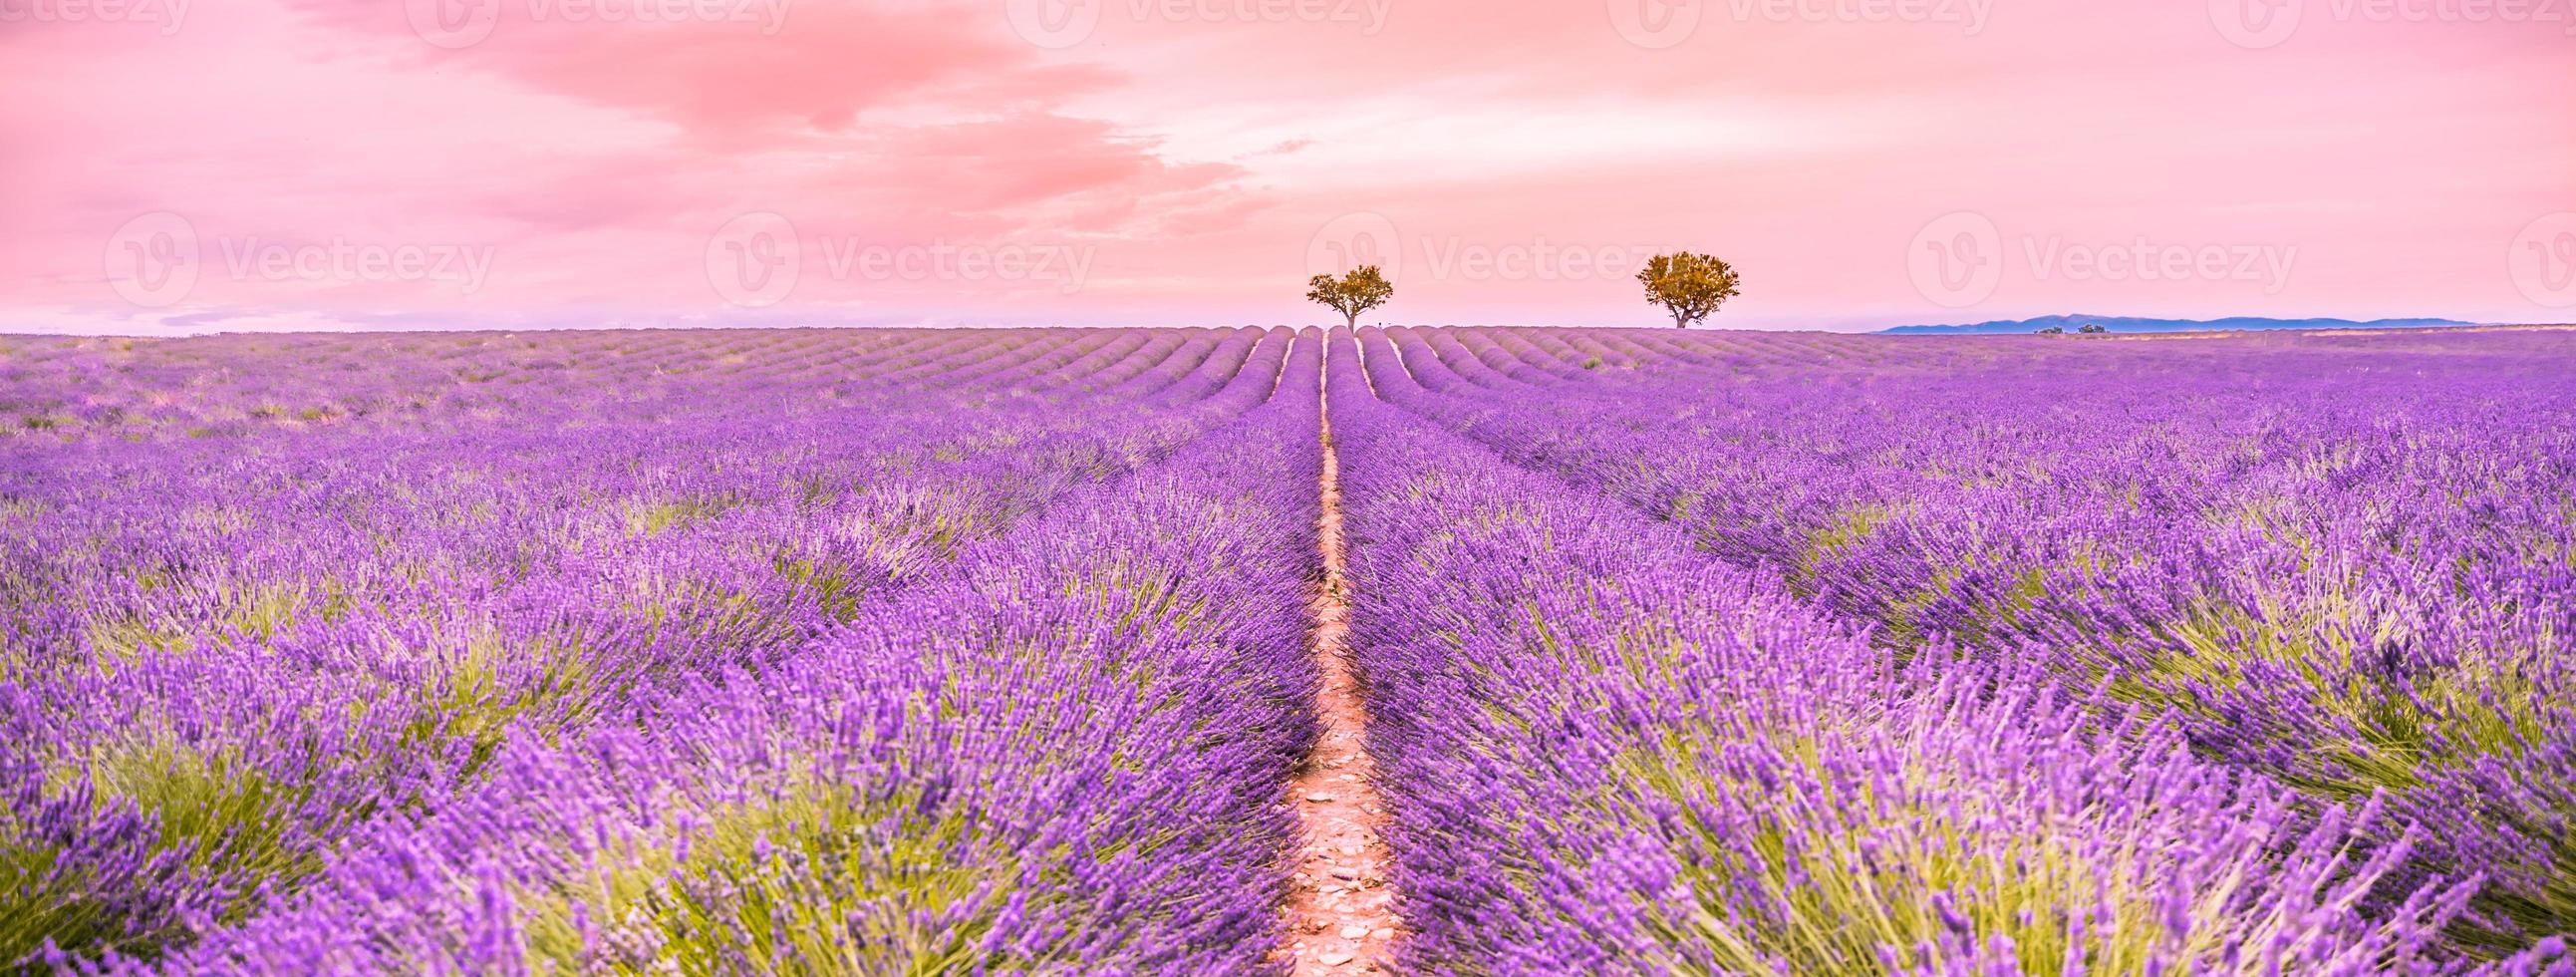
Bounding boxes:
3 326 2573 975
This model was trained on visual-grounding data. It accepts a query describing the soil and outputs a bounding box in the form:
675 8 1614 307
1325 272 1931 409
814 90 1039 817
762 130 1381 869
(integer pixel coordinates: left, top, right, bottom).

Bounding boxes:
1276 415 1402 974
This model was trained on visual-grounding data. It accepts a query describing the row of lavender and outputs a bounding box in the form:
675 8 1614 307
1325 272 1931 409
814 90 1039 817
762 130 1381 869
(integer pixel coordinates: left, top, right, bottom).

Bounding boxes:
1324 328 2482 973
15 319 2569 972
1 327 1328 970
1332 325 2575 969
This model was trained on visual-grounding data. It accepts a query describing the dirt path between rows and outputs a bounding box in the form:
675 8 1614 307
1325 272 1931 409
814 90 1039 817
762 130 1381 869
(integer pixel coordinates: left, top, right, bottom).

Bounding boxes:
1277 413 1402 974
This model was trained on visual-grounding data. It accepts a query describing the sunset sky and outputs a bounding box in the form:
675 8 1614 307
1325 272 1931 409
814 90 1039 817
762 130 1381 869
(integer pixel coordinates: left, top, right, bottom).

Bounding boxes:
4 0 2570 333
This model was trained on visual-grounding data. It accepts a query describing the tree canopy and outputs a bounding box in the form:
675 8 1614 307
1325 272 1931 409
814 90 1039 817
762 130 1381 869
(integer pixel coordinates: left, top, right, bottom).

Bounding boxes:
1637 252 1742 329
1307 266 1393 328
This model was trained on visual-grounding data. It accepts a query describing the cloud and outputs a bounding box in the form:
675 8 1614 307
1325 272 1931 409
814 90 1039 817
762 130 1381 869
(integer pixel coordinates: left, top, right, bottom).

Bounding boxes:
3 0 2570 331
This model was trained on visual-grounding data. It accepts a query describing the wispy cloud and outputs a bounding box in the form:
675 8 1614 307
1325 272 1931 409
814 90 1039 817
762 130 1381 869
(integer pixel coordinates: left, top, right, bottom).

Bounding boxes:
4 0 2568 332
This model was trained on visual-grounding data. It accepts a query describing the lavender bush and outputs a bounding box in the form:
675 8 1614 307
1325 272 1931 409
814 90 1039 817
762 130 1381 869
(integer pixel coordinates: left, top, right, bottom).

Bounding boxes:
1343 324 2576 960
4 323 2569 974
1323 327 2498 975
2 328 1324 970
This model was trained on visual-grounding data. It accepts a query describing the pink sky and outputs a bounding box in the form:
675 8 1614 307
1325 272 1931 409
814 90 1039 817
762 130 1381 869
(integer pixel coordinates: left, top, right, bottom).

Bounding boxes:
3 0 2570 333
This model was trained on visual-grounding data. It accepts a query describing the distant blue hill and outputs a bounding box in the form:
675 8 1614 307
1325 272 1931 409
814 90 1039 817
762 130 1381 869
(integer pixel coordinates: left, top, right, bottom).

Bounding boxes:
1879 315 2476 336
